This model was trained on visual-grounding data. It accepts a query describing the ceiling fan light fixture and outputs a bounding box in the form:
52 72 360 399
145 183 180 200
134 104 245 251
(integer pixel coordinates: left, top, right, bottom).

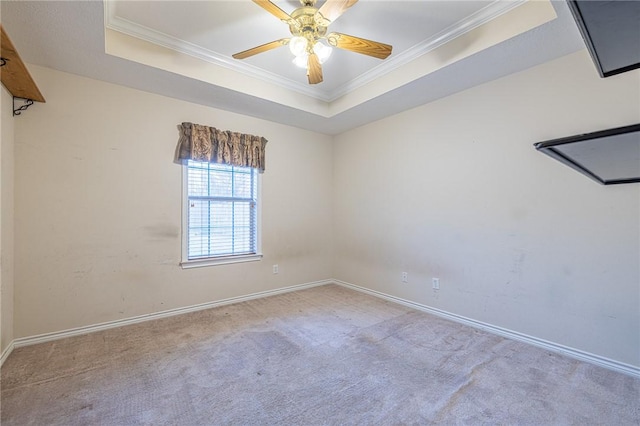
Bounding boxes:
313 41 332 64
233 0 393 85
289 36 308 57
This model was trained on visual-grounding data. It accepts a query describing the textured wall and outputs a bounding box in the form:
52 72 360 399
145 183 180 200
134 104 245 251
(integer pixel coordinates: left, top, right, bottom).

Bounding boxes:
13 66 333 338
333 50 640 367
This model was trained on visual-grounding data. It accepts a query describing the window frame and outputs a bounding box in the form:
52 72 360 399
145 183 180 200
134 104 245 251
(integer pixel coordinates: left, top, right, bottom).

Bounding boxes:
180 161 262 269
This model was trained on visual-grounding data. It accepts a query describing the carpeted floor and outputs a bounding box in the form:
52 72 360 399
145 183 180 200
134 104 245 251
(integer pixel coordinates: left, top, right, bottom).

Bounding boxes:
1 284 639 425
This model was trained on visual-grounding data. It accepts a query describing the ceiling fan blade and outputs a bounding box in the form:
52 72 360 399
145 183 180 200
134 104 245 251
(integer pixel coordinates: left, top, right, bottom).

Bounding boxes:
307 52 323 84
317 0 358 23
253 0 293 22
232 39 289 60
326 32 392 59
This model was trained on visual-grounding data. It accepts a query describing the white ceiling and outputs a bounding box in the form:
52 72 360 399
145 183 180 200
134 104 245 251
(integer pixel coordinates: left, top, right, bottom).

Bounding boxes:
2 0 586 135
107 0 501 99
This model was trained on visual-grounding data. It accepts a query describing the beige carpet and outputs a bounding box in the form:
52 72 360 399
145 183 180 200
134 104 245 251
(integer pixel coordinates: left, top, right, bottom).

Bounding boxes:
1 284 639 425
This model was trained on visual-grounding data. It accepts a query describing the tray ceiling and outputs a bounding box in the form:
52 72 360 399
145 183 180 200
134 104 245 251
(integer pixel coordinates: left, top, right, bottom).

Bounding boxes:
2 1 585 134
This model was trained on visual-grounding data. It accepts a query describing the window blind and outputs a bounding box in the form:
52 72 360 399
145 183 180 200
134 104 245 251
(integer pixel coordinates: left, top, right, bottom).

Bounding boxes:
186 160 257 260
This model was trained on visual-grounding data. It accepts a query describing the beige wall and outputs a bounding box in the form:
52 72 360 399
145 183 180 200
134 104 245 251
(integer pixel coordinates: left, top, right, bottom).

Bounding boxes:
7 50 640 369
333 50 640 367
13 65 333 338
1 84 15 355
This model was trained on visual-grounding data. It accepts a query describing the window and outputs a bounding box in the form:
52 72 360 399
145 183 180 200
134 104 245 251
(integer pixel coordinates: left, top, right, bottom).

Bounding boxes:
181 160 261 268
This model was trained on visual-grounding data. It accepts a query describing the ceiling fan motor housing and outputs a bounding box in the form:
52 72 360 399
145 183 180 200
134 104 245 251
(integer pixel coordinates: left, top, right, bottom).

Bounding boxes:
289 6 329 49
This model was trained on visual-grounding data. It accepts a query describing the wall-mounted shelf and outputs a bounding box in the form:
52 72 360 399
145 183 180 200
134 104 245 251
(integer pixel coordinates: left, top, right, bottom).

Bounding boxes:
0 24 45 115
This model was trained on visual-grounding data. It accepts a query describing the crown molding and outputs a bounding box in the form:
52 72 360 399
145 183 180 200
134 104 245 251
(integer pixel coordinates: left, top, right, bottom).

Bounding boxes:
326 0 527 101
104 0 526 104
103 2 332 102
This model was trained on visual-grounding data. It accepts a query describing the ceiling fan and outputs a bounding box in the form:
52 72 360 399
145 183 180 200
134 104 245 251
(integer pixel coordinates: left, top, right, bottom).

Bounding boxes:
232 0 393 85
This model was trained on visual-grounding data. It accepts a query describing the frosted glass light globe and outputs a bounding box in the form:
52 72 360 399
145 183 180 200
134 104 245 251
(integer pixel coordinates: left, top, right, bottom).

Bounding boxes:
289 37 308 57
313 41 332 64
292 53 309 68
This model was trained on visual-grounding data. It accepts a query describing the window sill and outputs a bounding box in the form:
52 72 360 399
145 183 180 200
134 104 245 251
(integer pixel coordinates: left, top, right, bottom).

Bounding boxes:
180 253 263 269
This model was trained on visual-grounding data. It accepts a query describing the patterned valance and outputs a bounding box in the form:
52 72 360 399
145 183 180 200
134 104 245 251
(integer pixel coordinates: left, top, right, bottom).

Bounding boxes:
175 122 268 172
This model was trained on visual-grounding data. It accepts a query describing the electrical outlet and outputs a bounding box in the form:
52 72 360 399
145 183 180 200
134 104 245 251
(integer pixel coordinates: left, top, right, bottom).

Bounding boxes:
432 278 440 290
273 264 279 274
402 272 408 283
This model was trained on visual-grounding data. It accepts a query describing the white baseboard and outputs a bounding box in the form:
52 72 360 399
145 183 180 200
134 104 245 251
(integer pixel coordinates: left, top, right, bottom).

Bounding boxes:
1 340 15 367
10 279 331 351
5 278 639 379
333 279 640 379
